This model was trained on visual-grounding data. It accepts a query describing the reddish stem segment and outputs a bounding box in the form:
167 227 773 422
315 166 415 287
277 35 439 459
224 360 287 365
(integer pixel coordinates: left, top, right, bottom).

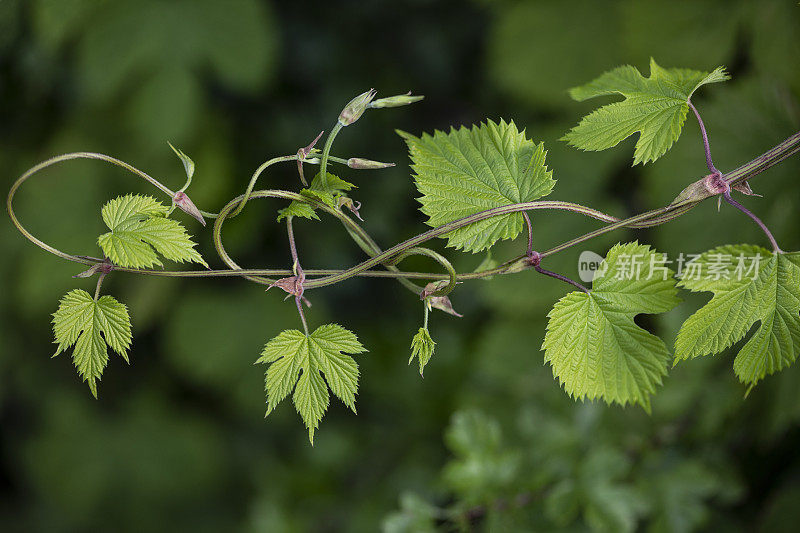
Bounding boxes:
722 192 782 253
524 215 588 292
527 251 589 293
688 99 720 176
535 266 590 293
286 217 310 334
690 99 781 252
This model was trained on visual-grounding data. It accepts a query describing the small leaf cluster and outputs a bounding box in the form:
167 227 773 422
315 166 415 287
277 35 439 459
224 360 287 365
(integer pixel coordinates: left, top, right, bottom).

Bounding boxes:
277 172 357 222
52 186 207 397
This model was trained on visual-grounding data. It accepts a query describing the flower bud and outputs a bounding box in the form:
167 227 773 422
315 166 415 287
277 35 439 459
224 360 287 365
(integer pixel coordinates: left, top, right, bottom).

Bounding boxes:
338 89 377 126
347 158 395 170
421 281 464 317
172 191 206 226
421 280 451 299
369 91 424 109
429 295 463 317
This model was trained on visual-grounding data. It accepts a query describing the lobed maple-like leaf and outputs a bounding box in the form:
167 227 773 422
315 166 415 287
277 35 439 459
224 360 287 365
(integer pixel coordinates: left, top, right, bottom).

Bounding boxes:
52 289 132 398
675 245 800 388
563 59 729 165
256 324 367 444
399 119 555 253
97 194 207 269
409 327 435 376
542 242 680 411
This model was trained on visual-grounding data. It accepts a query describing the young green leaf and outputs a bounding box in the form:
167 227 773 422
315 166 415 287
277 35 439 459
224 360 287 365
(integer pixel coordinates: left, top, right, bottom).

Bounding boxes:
562 59 729 164
97 194 207 269
256 324 367 444
301 172 355 208
52 289 132 398
168 141 195 180
542 242 680 412
409 327 435 376
277 172 355 222
276 201 319 223
399 119 555 253
675 245 800 388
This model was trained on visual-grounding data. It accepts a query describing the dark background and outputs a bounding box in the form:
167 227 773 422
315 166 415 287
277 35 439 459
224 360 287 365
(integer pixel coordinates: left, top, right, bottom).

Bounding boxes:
1 0 800 531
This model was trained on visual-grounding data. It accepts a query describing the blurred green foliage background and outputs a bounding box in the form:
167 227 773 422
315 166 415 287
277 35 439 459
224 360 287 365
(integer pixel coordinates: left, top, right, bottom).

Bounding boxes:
2 0 800 531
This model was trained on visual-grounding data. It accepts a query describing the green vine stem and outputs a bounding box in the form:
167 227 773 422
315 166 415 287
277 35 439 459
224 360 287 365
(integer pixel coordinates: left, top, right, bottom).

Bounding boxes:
229 155 297 218
301 129 800 288
386 247 458 297
317 122 343 190
8 132 800 294
93 272 106 301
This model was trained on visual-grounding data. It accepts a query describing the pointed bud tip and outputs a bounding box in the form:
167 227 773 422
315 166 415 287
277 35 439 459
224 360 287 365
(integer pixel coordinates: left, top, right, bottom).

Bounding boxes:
369 93 424 109
338 88 377 126
173 191 206 226
347 157 395 170
428 293 463 318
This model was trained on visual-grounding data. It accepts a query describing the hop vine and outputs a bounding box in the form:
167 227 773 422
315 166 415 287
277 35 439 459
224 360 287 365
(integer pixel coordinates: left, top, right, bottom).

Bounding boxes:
8 61 800 443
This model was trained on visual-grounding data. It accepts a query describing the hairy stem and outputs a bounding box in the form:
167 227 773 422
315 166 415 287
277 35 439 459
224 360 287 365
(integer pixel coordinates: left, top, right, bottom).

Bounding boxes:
286 217 309 334
534 266 589 293
230 155 297 218
688 99 720 175
299 199 693 290
287 216 301 271
8 131 800 293
528 251 589 293
522 211 533 256
722 192 782 253
93 273 106 301
388 247 457 296
725 131 800 188
318 122 343 189
7 152 174 263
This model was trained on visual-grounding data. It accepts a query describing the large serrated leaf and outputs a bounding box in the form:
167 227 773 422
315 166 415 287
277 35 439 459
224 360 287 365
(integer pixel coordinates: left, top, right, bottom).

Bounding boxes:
52 289 132 398
399 119 555 253
563 59 729 164
97 193 207 269
675 245 800 388
256 324 367 444
542 242 680 411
